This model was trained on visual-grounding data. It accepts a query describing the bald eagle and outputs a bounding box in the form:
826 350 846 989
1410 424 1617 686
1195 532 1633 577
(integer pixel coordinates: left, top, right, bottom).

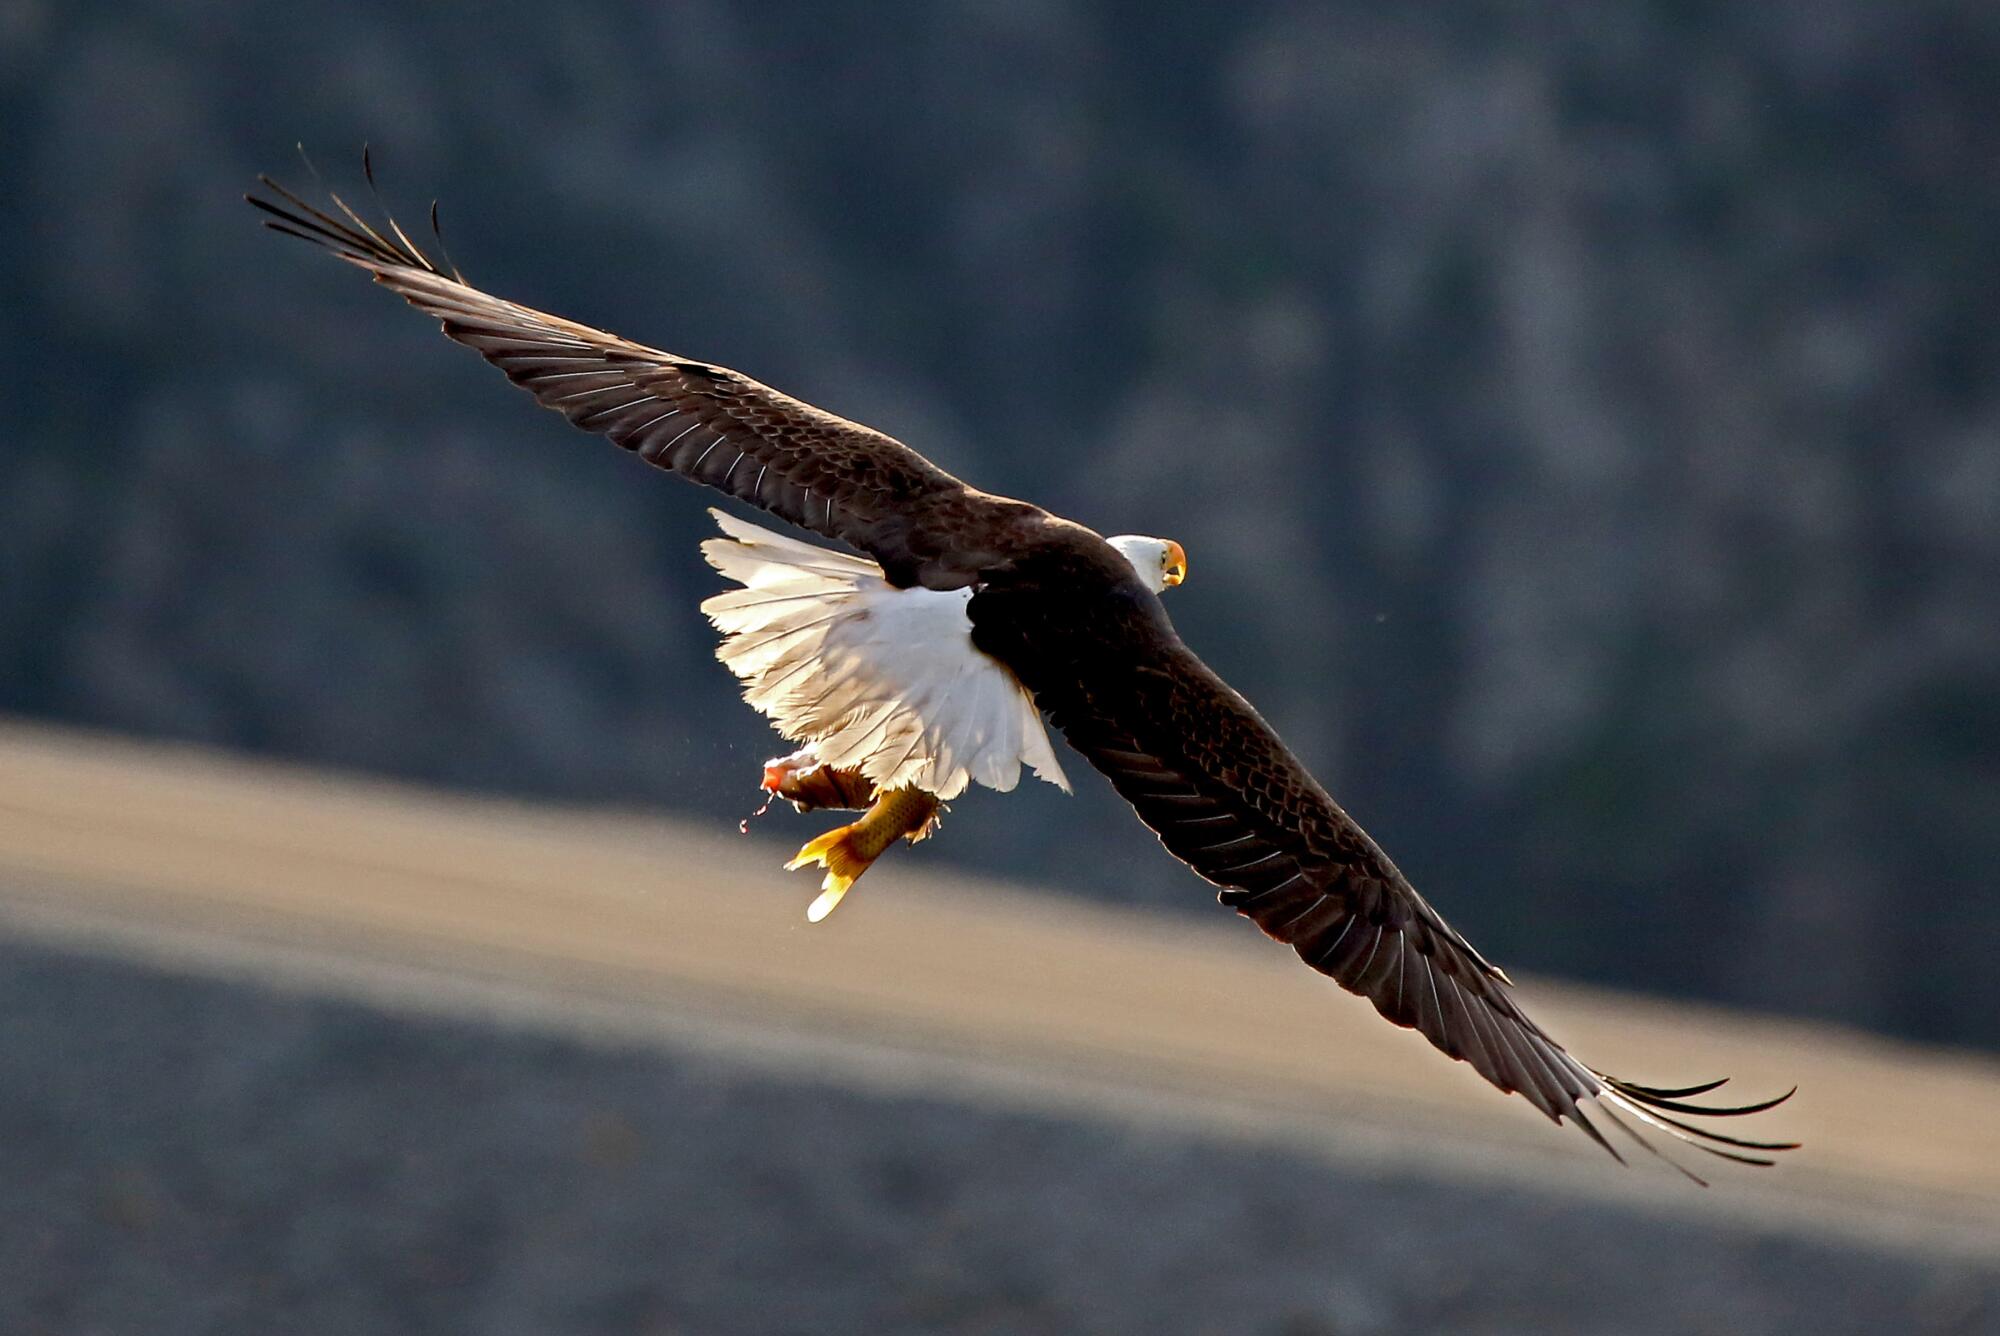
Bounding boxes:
249 165 1797 1182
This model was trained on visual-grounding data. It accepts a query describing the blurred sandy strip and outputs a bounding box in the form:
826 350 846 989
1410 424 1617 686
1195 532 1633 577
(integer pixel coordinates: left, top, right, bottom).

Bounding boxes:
0 717 1993 1258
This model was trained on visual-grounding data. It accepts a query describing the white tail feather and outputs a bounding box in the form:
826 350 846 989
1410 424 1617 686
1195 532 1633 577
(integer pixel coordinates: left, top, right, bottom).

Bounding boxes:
699 510 1069 800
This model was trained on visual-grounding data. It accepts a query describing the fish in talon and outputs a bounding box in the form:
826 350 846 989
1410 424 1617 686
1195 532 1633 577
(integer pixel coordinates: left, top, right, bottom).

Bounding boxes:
785 784 940 921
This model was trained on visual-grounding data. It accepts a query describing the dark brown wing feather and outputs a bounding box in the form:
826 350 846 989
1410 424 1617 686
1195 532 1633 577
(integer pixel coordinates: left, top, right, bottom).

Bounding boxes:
247 168 1034 589
975 579 1798 1182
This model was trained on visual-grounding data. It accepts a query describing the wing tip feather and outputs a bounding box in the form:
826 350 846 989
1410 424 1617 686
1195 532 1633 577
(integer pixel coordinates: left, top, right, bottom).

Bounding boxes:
1578 1069 1802 1178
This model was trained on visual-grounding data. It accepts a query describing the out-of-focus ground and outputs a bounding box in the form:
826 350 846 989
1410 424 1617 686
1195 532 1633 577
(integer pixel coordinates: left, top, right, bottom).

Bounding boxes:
0 718 1995 1335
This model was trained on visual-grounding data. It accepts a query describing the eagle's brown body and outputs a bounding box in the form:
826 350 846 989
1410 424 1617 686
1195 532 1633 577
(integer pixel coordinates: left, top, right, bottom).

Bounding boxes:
248 164 1796 1182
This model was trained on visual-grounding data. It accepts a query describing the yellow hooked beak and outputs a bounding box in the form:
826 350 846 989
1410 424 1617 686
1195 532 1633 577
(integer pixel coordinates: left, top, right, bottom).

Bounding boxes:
1162 539 1187 588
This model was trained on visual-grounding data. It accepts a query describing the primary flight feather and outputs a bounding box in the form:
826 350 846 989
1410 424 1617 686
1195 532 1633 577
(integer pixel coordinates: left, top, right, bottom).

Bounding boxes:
249 159 1796 1182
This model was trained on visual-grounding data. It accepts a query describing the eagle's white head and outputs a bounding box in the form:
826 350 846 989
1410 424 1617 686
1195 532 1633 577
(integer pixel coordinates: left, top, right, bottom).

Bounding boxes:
1108 535 1188 594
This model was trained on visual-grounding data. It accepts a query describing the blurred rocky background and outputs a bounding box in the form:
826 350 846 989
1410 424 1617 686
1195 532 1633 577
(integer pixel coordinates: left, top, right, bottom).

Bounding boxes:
4 0 1997 1048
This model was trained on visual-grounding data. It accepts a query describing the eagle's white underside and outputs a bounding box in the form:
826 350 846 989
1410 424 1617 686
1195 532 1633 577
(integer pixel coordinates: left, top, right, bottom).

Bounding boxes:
699 510 1070 801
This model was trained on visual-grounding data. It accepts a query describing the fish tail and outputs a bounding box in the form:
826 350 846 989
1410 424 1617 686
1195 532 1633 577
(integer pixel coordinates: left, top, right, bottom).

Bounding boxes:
783 785 939 921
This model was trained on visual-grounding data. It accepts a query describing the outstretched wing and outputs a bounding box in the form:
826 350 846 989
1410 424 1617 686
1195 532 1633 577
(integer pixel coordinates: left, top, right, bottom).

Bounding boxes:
994 596 1797 1182
247 163 1032 589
